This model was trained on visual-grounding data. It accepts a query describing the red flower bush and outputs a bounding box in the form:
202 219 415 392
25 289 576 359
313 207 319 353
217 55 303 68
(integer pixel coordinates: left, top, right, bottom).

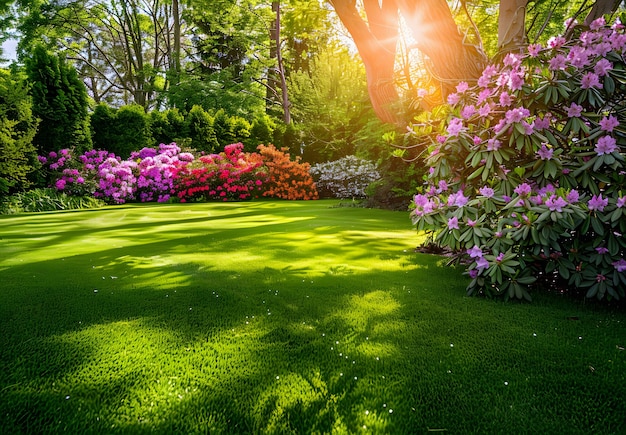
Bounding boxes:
172 143 267 202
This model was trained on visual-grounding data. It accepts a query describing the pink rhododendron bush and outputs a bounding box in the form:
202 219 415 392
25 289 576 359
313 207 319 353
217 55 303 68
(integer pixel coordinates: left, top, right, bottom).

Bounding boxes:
40 143 314 204
409 17 625 302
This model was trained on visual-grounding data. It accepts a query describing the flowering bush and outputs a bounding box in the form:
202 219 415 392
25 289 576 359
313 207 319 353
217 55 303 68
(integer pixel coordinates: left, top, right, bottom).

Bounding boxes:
409 17 626 301
132 143 194 203
257 144 319 200
310 155 380 199
39 148 100 196
172 143 266 202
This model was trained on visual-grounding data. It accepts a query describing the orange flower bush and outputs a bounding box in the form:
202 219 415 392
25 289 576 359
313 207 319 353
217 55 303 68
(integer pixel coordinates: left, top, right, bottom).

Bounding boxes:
257 144 318 200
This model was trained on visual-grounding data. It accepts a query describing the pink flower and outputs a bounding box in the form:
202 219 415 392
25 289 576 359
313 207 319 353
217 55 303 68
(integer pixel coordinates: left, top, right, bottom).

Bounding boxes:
447 93 461 105
581 72 601 89
594 58 613 76
514 183 532 197
505 107 530 123
537 144 554 160
479 186 495 198
467 246 483 258
456 82 469 93
548 35 566 48
546 195 567 212
447 216 460 230
495 252 505 263
567 103 583 118
590 17 606 30
617 196 626 208
487 139 501 151
588 194 608 211
534 114 552 130
478 104 492 117
566 190 580 203
499 92 513 107
613 258 626 272
599 115 619 132
476 256 490 271
461 105 476 119
549 54 567 70
528 43 542 57
594 136 617 155
447 118 465 137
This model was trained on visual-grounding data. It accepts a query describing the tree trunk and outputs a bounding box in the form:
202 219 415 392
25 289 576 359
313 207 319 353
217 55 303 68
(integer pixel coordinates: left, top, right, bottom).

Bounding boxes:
498 0 528 54
584 0 621 25
396 0 486 92
273 2 291 124
330 0 400 125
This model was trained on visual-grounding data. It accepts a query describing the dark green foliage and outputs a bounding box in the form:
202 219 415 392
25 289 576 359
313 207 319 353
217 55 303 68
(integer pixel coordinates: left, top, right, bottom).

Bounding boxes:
112 105 151 157
90 103 117 151
150 108 189 146
185 105 219 153
231 116 251 148
0 69 39 198
213 108 236 148
249 114 276 150
25 46 92 155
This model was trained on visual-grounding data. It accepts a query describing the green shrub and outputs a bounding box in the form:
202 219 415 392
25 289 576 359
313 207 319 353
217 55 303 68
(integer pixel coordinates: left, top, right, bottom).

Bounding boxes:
186 105 219 153
0 69 39 198
1 188 106 214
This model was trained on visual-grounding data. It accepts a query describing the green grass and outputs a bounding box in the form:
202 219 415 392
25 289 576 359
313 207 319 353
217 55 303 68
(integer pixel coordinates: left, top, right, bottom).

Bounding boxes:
1 200 625 434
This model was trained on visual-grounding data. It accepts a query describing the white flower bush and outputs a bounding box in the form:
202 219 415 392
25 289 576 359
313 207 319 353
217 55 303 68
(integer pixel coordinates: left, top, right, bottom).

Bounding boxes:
310 156 380 199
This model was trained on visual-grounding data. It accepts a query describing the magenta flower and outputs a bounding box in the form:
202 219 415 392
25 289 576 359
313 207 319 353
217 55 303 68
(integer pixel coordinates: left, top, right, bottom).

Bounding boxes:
528 43 542 57
594 136 617 155
505 107 530 123
514 183 532 197
599 115 619 132
588 194 608 211
447 93 461 105
486 139 501 151
456 82 469 93
495 252 505 262
461 105 476 119
595 247 609 254
479 186 495 198
613 258 626 272
567 103 583 118
478 104 492 118
546 195 568 212
548 35 566 48
533 115 550 130
594 58 613 76
499 92 513 107
549 54 567 70
581 72 601 89
467 246 483 258
447 117 465 137
537 144 554 160
476 256 490 271
447 216 460 230
566 190 580 203
617 197 626 208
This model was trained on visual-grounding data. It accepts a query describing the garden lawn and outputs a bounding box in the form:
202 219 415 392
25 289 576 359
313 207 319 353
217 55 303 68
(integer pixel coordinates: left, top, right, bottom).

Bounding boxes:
0 200 625 434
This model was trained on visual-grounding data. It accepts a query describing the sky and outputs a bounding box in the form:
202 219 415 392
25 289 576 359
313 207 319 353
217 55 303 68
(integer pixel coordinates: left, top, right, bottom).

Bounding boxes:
1 38 18 65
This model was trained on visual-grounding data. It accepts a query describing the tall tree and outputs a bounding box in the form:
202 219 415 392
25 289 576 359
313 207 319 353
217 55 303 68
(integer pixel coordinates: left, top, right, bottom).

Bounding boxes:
328 0 623 125
25 45 92 154
19 0 188 110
